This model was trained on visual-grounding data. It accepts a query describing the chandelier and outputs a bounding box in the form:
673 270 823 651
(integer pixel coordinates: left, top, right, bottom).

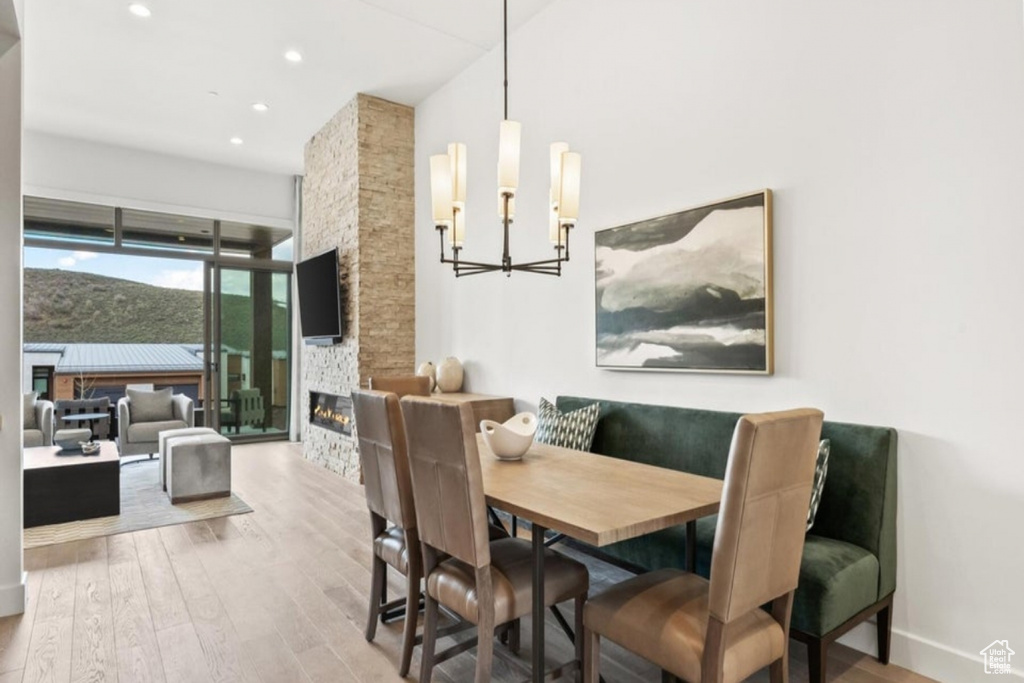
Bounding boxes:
428 0 582 277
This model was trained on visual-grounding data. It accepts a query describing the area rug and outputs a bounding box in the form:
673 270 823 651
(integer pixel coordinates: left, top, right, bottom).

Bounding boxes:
24 459 253 549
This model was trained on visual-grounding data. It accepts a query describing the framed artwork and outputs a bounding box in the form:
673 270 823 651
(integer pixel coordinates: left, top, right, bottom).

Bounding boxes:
595 189 773 374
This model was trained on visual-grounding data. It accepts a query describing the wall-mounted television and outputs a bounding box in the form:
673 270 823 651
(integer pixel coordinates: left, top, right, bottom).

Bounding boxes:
296 247 343 345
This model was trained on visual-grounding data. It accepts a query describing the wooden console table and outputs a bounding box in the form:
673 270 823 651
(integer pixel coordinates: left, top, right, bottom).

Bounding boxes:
425 392 515 431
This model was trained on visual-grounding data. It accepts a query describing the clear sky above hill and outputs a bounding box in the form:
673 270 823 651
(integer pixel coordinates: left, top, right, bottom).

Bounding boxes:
25 247 289 304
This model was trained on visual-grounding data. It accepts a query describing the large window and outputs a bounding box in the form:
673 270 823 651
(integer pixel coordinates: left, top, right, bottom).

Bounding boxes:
23 196 294 442
31 366 53 400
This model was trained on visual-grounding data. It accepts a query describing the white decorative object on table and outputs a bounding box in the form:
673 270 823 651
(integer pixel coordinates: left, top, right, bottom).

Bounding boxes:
435 356 464 393
416 361 437 392
480 412 537 461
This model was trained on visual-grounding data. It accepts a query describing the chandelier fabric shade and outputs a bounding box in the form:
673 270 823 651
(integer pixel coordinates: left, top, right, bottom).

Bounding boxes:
429 155 453 228
427 0 582 277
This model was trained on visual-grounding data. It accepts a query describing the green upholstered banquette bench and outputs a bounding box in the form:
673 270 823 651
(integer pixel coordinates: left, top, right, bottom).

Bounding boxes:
557 396 897 683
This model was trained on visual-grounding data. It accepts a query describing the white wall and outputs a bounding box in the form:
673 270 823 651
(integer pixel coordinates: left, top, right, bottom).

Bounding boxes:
24 131 296 229
0 3 24 618
415 1 1024 680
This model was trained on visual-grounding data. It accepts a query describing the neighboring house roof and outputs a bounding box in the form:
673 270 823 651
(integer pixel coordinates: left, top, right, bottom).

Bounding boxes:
23 343 66 354
25 343 204 374
24 342 285 372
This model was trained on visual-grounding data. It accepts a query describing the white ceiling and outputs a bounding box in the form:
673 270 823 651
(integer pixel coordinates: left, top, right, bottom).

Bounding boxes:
24 0 551 174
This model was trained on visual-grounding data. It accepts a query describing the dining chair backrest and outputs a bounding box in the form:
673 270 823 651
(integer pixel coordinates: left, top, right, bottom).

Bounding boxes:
369 375 431 398
400 396 491 569
351 389 416 530
708 408 824 625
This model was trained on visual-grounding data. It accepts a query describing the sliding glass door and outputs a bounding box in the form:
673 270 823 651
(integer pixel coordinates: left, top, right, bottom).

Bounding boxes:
210 266 291 438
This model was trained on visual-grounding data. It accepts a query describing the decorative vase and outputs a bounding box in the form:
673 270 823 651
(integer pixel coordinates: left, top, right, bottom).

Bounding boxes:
480 413 537 461
416 361 436 392
435 357 464 393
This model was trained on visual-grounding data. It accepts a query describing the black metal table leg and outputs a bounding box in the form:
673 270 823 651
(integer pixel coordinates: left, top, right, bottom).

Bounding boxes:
532 522 547 683
686 520 696 573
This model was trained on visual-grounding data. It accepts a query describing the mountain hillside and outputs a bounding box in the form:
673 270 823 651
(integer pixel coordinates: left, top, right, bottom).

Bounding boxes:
25 268 288 350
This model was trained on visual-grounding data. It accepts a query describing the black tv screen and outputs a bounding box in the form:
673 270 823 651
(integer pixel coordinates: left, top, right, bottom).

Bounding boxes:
296 248 342 340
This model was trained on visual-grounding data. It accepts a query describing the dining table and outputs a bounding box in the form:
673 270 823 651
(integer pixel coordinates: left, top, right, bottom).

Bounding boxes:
476 434 724 682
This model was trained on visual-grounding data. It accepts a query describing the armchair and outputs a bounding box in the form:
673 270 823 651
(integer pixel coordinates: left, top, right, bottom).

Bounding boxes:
220 388 265 433
23 394 54 448
117 388 194 458
55 397 112 441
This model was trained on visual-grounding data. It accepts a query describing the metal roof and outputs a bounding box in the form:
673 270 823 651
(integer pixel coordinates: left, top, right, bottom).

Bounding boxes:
24 343 286 372
23 343 66 354
26 343 204 374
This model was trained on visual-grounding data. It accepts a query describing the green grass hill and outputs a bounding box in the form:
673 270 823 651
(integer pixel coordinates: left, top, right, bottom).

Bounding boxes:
24 268 288 350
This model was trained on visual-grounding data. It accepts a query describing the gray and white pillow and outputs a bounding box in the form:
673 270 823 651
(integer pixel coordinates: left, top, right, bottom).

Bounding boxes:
535 398 600 452
806 439 830 531
128 387 174 422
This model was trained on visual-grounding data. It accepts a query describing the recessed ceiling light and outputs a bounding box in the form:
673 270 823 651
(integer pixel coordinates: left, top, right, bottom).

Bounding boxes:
284 50 303 63
252 102 269 113
230 137 244 146
128 4 152 18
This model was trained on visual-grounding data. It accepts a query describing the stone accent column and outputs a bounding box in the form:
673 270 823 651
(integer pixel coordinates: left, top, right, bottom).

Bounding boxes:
300 94 414 480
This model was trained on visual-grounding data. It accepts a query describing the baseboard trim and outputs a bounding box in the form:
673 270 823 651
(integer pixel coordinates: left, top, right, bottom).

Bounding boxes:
839 619 1023 681
0 572 26 617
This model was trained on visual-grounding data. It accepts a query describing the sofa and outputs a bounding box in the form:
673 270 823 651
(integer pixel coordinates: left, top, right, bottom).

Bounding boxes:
23 394 54 447
557 395 896 683
118 389 194 458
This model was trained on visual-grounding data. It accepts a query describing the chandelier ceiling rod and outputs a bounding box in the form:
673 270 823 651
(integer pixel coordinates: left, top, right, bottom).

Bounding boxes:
428 0 582 278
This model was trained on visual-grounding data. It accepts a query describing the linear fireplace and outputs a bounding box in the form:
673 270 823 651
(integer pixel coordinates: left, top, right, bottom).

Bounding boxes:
309 390 353 436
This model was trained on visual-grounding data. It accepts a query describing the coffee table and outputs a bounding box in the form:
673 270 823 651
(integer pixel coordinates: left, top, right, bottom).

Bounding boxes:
24 441 120 527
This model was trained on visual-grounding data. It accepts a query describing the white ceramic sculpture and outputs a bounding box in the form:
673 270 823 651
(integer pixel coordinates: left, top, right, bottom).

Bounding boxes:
416 361 437 392
480 412 538 461
435 356 464 393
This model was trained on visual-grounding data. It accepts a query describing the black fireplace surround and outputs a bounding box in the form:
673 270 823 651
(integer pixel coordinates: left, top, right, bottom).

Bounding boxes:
309 390 353 436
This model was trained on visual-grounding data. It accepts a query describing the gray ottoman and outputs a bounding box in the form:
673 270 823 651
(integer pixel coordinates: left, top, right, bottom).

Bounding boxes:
160 427 219 490
166 433 231 504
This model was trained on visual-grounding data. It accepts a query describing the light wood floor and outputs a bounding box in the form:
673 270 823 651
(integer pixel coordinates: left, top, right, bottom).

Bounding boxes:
0 441 935 683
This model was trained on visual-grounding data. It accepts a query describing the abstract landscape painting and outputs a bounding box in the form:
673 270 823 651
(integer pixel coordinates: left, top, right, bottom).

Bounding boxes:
595 190 773 373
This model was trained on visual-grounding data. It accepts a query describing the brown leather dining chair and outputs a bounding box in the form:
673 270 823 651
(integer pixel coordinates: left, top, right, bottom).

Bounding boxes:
353 382 510 677
583 408 825 683
369 374 432 398
351 388 423 677
400 396 590 683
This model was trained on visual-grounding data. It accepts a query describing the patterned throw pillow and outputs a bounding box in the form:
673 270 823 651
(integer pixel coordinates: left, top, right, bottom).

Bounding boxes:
535 398 600 451
806 439 830 532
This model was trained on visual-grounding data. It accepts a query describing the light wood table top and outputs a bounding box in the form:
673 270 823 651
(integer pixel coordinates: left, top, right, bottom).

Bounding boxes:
24 441 119 470
476 434 722 547
425 392 512 404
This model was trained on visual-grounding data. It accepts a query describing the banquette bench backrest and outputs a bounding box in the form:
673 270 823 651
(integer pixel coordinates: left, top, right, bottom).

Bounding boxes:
556 396 898 600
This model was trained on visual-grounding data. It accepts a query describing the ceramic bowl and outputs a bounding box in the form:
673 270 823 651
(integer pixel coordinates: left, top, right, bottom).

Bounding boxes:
80 441 101 455
480 412 537 461
55 439 82 453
